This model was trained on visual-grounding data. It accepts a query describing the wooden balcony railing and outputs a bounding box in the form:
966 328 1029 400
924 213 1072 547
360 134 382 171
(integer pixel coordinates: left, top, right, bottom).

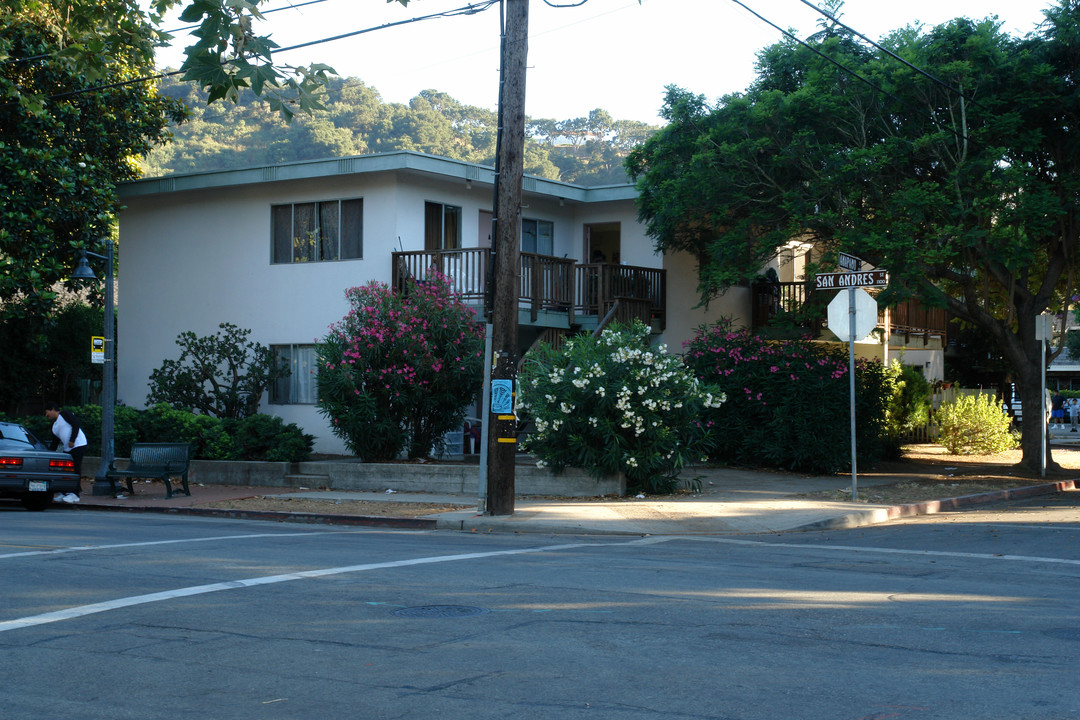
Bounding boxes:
751 280 949 337
575 263 666 330
391 251 664 328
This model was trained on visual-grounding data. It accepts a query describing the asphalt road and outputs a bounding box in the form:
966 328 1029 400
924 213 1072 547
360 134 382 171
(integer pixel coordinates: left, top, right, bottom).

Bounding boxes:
2 494 1078 720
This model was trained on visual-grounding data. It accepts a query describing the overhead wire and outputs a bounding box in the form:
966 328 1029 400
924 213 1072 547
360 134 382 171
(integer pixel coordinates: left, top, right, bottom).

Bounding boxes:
794 0 991 112
3 0 501 105
725 0 982 149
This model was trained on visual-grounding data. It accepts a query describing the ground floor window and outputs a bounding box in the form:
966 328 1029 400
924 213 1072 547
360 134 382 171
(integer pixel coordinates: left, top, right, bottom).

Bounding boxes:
425 201 461 250
270 344 317 404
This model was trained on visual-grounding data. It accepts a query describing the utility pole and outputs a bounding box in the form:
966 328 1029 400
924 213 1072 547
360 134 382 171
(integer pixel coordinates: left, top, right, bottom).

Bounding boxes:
485 0 528 516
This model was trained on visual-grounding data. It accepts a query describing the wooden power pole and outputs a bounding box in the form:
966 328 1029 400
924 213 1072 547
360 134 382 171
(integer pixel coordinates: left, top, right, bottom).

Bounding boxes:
485 0 528 516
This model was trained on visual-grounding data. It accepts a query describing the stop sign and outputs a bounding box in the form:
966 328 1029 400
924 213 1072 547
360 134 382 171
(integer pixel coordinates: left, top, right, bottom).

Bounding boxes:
827 288 878 341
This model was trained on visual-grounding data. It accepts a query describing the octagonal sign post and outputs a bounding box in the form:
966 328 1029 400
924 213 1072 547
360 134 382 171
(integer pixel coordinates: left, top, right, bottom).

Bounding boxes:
827 288 877 341
826 287 880 502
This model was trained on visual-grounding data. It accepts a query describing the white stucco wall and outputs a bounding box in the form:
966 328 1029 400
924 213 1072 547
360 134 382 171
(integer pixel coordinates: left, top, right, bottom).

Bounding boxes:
117 165 647 453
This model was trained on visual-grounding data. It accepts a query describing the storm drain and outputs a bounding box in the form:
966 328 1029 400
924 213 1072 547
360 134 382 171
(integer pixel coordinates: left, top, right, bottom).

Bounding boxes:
393 605 490 619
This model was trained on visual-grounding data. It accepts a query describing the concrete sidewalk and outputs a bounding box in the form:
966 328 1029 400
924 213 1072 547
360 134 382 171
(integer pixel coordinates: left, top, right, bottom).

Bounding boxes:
60 464 1078 536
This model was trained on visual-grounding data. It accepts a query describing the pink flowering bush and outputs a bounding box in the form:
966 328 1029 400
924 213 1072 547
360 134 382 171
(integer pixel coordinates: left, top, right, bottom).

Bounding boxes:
316 272 485 461
518 321 726 494
683 323 888 473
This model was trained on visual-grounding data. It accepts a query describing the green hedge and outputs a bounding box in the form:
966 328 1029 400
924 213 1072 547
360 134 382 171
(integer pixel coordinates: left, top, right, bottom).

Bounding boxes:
683 325 888 474
4 404 312 462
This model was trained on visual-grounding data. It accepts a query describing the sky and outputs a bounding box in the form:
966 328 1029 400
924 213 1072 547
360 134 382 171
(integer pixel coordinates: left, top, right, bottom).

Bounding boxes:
155 0 1056 125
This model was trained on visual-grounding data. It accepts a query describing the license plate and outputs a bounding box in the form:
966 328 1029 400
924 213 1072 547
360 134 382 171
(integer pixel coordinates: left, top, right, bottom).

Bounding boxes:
28 480 47 492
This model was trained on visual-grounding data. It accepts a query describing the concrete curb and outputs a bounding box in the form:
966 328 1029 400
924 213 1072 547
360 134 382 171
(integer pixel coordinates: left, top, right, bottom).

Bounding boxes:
67 502 437 530
796 480 1078 531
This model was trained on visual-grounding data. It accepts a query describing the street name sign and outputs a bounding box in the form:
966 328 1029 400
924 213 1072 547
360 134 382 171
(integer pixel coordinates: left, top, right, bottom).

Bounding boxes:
814 269 888 290
838 251 862 272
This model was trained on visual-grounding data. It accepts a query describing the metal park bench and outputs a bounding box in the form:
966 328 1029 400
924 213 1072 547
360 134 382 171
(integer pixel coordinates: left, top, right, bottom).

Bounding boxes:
106 442 192 498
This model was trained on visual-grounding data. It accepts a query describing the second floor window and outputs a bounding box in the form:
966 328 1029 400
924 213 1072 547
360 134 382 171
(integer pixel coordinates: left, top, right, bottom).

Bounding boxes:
522 218 553 255
425 201 461 250
272 199 363 264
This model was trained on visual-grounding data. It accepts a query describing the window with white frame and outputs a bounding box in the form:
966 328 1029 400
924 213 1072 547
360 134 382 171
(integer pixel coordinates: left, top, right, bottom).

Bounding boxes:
272 199 362 264
521 218 554 255
424 201 461 250
270 344 317 404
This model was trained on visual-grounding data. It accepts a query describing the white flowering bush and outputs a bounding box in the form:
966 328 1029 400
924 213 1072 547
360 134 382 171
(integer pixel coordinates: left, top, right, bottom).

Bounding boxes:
518 321 726 494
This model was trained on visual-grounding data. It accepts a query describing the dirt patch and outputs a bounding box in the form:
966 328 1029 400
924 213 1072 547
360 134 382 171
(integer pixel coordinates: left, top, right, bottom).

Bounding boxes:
201 497 473 517
800 444 1080 504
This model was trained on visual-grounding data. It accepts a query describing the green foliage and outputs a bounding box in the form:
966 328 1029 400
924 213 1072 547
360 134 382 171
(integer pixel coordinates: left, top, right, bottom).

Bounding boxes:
228 414 313 462
518 321 726 494
10 403 306 461
0 301 106 414
882 360 932 454
147 322 288 419
936 394 1019 455
683 325 888 474
141 75 659 184
0 3 187 321
316 272 485 461
626 4 1080 470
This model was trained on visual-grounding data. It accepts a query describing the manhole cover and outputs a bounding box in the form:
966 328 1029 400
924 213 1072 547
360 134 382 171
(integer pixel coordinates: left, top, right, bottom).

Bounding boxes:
393 605 490 619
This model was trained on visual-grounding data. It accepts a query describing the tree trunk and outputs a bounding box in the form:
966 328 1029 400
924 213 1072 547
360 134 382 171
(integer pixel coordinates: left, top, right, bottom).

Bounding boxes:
1014 359 1056 474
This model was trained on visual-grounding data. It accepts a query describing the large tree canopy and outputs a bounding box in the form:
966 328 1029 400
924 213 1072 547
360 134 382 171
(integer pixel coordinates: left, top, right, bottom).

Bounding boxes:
626 1 1079 471
0 1 187 319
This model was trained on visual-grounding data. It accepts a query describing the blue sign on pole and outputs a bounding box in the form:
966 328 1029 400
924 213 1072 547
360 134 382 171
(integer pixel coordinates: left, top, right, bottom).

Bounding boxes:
491 379 514 415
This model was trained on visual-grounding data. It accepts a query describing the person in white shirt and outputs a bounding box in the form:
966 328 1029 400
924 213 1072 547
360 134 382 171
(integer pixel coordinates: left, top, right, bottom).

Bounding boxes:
44 401 87 502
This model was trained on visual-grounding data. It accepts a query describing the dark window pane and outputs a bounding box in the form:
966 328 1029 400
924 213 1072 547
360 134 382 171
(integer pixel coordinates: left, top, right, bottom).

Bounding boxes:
424 201 442 250
521 219 537 254
443 205 461 249
319 202 339 261
538 220 554 255
269 346 290 403
272 205 292 263
340 199 363 259
293 203 317 262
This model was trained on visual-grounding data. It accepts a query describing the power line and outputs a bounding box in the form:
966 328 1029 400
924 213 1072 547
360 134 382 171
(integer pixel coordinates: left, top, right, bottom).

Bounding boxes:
795 0 990 112
726 0 979 149
3 0 500 106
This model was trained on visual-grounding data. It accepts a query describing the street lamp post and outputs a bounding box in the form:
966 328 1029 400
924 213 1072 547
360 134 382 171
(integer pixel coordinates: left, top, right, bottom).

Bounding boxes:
71 241 117 496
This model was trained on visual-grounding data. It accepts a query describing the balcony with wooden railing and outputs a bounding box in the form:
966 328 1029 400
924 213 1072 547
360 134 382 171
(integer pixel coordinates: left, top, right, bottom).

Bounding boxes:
751 281 948 339
391 250 665 331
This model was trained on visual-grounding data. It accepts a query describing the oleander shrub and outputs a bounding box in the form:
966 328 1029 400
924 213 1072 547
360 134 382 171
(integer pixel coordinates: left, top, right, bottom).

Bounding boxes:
683 324 888 474
936 393 1019 455
518 321 726 494
316 272 485 461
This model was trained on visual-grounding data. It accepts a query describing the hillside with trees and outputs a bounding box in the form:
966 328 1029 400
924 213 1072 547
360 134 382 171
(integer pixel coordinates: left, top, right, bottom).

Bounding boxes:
141 74 658 185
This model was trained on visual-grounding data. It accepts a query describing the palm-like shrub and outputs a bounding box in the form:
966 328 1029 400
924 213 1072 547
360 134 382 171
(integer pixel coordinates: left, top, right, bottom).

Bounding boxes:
316 272 484 461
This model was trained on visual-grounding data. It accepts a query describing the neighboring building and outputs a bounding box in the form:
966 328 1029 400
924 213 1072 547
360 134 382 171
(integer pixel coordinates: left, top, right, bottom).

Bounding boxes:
117 151 945 453
117 152 737 453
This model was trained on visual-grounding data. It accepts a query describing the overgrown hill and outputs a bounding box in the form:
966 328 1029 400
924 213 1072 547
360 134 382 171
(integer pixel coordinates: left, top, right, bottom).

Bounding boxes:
141 75 660 186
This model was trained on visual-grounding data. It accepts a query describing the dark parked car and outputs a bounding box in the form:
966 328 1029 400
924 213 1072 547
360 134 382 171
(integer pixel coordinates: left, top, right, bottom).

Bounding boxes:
0 421 81 511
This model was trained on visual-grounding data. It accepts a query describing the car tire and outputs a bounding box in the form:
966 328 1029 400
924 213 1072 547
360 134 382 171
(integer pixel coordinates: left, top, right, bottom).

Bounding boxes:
20 492 52 511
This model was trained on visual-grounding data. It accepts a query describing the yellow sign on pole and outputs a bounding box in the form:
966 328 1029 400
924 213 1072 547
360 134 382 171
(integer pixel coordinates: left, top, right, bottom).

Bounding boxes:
91 336 105 364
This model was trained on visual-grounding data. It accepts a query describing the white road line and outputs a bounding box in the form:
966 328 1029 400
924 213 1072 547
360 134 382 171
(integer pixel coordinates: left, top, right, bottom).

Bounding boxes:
0 540 593 633
0 531 361 560
671 535 1080 566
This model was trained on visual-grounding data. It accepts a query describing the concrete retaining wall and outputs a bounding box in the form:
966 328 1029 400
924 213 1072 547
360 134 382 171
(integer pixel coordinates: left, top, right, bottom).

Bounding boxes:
86 456 625 497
